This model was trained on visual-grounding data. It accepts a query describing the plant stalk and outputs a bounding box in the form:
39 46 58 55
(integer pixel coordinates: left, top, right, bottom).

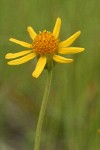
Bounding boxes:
34 69 52 150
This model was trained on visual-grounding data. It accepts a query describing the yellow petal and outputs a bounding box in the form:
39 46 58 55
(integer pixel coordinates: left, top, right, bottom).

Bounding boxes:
53 17 61 39
32 56 47 78
58 47 85 54
5 50 33 59
53 55 74 63
59 31 81 47
27 26 37 40
7 53 36 65
9 38 32 48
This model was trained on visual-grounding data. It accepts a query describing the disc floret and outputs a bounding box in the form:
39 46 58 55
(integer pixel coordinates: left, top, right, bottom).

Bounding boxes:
32 31 59 55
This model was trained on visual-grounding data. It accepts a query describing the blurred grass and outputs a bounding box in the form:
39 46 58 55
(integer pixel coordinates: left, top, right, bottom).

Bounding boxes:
0 0 100 150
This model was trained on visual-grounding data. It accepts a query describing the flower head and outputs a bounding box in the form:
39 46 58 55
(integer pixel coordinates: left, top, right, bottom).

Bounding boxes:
5 17 85 78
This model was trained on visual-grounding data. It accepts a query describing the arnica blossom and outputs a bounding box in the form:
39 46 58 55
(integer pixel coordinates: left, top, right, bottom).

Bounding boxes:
5 17 85 78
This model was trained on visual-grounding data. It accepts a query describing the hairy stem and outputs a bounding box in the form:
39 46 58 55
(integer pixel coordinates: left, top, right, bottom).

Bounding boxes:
34 69 52 150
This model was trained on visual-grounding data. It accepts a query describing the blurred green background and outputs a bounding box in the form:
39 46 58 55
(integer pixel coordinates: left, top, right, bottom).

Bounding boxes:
0 0 100 150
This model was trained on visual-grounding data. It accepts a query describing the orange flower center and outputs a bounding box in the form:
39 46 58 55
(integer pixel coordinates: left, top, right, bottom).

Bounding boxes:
32 31 59 55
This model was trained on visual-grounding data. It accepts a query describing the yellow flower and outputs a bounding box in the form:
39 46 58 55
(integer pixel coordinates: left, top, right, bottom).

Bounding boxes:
5 17 85 78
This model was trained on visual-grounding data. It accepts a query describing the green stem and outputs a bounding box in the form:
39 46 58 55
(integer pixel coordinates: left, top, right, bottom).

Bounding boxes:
34 69 52 150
